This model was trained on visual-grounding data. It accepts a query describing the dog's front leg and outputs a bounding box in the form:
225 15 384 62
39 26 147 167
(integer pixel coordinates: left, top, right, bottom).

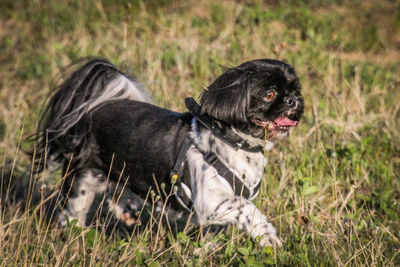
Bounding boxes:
187 147 282 247
194 191 282 247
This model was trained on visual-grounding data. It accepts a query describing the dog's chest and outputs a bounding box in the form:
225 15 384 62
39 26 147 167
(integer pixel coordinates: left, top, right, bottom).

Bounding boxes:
193 129 266 190
217 145 263 189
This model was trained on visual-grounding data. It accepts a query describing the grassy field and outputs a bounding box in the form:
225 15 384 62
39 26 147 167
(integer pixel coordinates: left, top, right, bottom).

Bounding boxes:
1 0 399 265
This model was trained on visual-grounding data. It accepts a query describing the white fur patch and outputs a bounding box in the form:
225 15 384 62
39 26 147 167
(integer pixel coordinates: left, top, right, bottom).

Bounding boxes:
186 118 282 247
190 118 268 190
88 75 151 112
60 169 107 227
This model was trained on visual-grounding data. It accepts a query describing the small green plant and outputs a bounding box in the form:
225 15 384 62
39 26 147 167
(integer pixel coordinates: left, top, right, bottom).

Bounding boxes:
0 0 399 265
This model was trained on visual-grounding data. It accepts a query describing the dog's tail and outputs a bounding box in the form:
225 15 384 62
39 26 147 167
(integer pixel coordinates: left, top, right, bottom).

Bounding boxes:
31 58 151 172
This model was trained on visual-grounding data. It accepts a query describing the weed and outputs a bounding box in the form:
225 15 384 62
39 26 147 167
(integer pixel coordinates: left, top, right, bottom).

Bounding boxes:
0 0 399 265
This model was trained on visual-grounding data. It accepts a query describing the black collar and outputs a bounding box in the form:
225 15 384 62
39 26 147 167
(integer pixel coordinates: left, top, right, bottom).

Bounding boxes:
185 97 263 153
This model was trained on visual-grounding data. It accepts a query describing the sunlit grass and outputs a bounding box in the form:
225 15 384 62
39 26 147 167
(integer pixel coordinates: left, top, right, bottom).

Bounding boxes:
0 0 399 265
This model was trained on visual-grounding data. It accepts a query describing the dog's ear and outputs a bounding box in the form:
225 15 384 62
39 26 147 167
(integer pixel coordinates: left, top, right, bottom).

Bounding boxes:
200 67 251 125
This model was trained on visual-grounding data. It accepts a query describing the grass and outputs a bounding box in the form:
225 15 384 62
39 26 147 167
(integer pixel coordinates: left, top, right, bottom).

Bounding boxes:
1 0 400 265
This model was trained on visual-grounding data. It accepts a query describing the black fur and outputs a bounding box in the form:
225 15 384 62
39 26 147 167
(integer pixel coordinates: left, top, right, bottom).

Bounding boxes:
32 59 149 172
32 58 304 212
200 59 303 138
91 101 192 202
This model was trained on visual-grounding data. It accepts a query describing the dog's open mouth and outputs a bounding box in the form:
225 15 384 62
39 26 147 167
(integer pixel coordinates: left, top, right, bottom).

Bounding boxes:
252 117 298 132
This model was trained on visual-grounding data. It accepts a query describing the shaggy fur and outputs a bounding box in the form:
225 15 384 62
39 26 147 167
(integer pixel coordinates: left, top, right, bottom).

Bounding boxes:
33 58 304 247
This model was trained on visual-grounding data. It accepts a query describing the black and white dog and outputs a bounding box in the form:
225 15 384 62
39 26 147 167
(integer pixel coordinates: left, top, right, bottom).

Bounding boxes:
33 58 303 247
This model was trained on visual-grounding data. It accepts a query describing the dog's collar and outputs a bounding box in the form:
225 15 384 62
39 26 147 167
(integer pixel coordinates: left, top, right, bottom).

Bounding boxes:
185 97 263 153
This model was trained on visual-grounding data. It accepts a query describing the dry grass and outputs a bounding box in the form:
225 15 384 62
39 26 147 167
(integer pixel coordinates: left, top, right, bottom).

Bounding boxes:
0 0 399 265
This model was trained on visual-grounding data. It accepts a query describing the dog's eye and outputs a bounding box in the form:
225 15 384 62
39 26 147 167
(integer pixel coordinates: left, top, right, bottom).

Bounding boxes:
264 90 276 102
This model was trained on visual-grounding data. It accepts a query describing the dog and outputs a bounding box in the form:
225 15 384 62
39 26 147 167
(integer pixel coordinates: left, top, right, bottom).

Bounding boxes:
32 58 304 247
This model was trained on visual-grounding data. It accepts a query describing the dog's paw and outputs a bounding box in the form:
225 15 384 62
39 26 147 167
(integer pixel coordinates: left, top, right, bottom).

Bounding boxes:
259 232 283 247
59 209 86 228
107 198 142 227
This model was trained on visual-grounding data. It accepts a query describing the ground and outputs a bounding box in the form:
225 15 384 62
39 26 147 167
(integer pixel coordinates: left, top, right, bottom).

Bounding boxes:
0 0 399 265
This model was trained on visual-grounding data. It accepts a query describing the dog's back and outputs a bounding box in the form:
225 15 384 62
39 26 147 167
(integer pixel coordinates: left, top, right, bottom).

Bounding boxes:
91 99 192 196
32 59 152 174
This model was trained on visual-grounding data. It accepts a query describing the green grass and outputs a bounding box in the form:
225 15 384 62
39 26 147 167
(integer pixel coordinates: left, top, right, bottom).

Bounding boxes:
1 0 399 265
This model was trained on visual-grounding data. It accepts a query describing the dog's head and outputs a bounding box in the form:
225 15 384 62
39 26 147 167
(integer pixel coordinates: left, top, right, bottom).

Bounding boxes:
200 59 304 141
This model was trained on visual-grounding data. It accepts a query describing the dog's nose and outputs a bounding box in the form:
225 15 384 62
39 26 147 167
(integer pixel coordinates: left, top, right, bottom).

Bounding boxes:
285 96 297 108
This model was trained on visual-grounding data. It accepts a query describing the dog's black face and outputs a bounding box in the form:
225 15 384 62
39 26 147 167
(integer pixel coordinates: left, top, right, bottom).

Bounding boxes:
200 59 304 140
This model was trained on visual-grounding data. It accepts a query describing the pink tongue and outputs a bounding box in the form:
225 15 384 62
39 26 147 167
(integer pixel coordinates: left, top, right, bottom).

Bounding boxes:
274 117 298 126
